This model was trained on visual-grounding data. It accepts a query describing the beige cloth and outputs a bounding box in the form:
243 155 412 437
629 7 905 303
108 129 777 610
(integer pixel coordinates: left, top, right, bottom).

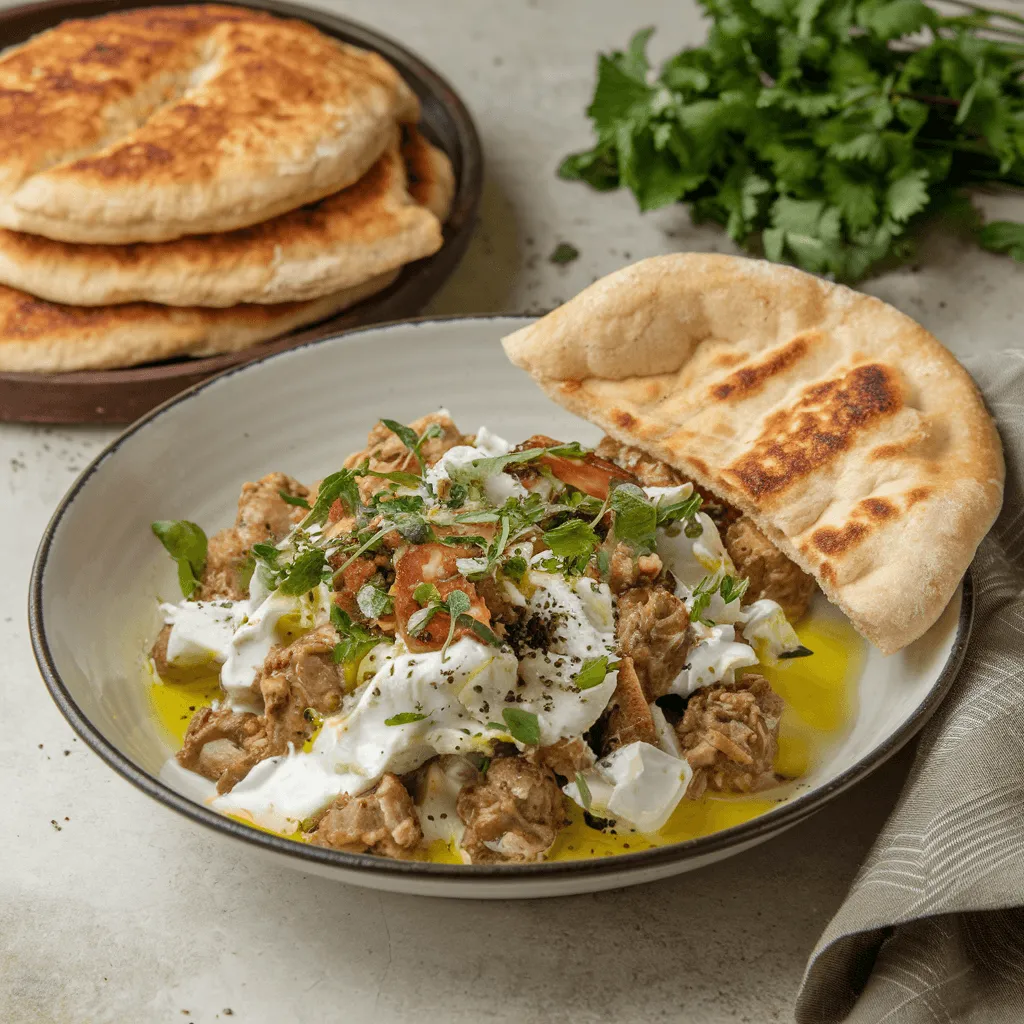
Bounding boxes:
797 349 1024 1022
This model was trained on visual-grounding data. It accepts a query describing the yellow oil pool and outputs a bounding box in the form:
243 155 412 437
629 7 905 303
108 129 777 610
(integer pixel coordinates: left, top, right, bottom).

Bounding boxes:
149 609 865 862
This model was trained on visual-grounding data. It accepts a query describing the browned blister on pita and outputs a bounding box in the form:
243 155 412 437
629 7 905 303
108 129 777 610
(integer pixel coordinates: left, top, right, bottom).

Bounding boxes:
502 253 1004 653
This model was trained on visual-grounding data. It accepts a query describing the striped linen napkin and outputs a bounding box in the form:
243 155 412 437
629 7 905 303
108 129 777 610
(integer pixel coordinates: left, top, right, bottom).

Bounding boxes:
796 350 1024 1022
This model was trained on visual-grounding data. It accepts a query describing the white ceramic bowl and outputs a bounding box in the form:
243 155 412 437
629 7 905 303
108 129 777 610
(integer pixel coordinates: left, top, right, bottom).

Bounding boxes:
29 317 972 898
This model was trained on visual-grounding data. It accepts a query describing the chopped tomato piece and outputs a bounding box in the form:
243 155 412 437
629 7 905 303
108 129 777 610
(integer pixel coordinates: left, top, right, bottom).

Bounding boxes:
516 433 638 500
393 543 491 653
332 557 380 617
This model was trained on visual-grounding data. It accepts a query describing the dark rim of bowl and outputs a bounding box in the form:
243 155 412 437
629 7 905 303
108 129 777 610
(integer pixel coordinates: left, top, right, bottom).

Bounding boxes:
28 315 976 883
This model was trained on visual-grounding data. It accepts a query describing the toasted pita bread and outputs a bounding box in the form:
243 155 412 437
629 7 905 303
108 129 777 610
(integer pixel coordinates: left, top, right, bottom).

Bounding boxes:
0 5 419 244
0 272 396 372
502 254 1004 654
403 127 456 223
0 130 446 307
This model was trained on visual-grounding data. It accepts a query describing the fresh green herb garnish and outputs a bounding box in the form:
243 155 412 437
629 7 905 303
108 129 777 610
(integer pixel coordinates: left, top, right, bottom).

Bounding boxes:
151 520 208 599
302 469 360 527
444 482 469 508
542 518 600 560
384 712 428 726
331 606 388 665
278 490 311 509
440 534 488 549
980 221 1024 262
380 419 443 473
440 590 472 660
356 583 393 619
561 4 1024 280
689 574 719 626
448 442 591 487
503 555 529 582
251 542 280 564
689 572 751 623
502 707 541 746
610 483 658 554
363 468 423 488
413 582 442 606
575 771 593 810
718 574 750 605
277 548 328 596
656 491 703 529
575 655 617 690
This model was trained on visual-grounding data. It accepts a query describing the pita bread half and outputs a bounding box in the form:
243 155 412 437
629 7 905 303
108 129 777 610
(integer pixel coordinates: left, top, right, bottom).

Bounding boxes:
402 127 456 223
0 272 396 373
502 254 1004 654
0 130 445 307
0 5 419 244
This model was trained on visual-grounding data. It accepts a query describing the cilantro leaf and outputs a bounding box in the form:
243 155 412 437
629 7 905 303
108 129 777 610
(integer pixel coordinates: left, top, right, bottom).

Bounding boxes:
610 483 657 554
278 490 311 509
502 707 541 746
503 555 528 582
151 520 207 599
356 583 392 619
719 574 750 605
413 582 442 606
362 468 423 488
542 518 600 560
979 221 1024 262
380 418 442 473
688 574 718 626
456 613 503 649
331 606 388 665
561 14 1024 280
384 712 428 726
277 548 328 596
440 590 472 660
575 655 617 690
303 469 360 527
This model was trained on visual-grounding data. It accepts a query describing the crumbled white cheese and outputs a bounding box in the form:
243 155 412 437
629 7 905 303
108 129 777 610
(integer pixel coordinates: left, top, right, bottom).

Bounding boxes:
460 572 618 746
565 742 692 832
159 600 245 668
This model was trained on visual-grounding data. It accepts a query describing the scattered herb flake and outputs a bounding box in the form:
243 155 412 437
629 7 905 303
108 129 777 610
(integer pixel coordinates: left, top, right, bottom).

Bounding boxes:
151 520 207 599
502 707 541 746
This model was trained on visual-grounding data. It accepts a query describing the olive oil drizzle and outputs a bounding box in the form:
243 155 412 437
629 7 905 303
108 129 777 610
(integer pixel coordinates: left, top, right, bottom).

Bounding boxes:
148 610 864 862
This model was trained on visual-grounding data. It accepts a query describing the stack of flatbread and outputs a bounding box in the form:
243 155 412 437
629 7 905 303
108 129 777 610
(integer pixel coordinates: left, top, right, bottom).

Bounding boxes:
0 4 456 372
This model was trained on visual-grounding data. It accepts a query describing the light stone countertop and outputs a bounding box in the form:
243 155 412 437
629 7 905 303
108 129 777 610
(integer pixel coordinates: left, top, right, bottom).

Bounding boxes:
1 1 1020 1022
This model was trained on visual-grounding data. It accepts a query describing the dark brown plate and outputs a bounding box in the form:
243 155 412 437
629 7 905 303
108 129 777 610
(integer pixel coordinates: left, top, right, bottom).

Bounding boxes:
0 0 482 424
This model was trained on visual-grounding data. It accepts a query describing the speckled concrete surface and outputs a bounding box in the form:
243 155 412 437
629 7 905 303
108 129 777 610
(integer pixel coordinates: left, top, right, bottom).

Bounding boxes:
1 1 1021 1022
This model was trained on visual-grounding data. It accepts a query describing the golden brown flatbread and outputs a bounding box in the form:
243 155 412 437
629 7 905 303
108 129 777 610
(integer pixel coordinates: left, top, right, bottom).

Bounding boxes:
0 5 419 243
502 254 1004 653
0 130 446 307
0 272 396 372
403 127 456 224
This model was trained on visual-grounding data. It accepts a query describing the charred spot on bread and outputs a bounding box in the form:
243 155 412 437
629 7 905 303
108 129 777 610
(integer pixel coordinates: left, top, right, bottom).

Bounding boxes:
725 364 903 500
710 336 811 402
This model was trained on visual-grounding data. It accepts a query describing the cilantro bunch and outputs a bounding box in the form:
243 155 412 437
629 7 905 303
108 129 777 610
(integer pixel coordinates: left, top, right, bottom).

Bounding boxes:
560 0 1024 280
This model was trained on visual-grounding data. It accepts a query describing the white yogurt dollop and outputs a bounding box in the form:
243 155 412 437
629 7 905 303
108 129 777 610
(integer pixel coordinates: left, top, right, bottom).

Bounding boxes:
219 582 332 712
564 741 692 832
159 600 246 668
212 638 517 830
460 571 618 746
425 427 527 505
